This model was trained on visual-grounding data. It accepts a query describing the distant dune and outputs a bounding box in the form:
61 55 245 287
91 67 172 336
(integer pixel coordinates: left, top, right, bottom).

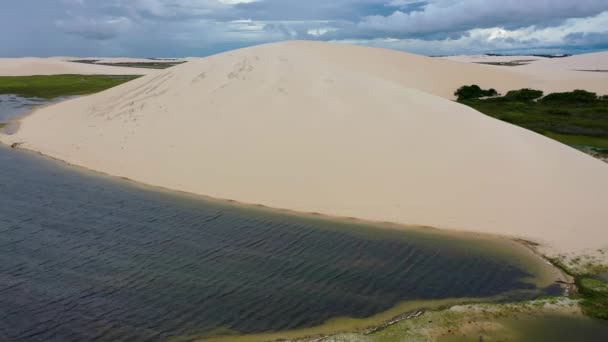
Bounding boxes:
3 41 608 261
441 55 548 64
55 57 186 64
0 57 157 76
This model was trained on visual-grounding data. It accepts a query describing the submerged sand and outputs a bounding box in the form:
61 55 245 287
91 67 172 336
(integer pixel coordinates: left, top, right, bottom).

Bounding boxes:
2 41 608 261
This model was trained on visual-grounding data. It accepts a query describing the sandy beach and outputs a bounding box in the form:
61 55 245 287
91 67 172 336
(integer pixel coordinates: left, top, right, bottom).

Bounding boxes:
0 57 158 76
2 40 608 263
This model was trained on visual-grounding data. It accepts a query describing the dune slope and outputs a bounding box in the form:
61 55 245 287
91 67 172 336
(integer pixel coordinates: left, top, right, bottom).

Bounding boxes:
3 41 608 259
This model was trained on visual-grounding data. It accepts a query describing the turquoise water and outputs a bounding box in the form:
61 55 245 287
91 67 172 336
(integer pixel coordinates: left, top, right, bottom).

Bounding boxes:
0 145 560 341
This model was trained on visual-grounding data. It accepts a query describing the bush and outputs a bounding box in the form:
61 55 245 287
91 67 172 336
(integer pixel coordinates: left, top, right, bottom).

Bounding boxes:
542 90 598 104
504 88 544 101
455 85 498 101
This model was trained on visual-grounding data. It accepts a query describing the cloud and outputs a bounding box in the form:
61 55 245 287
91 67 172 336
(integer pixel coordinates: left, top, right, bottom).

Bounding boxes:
355 0 608 39
1 0 608 57
334 11 608 55
56 16 132 40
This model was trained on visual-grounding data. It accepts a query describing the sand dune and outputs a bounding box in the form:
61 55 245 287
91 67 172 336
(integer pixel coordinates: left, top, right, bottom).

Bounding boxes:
3 41 608 260
442 52 608 95
518 51 608 71
0 57 158 76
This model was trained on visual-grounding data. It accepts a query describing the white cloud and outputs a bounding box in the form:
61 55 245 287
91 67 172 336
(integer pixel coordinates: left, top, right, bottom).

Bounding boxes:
333 11 608 55
307 27 337 36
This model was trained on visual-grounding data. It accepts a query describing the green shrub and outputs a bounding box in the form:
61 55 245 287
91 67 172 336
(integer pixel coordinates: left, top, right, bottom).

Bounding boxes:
455 85 498 100
542 90 599 104
452 84 608 152
504 88 544 101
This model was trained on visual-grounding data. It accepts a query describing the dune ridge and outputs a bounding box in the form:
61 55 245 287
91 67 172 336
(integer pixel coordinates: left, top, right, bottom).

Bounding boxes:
2 41 608 261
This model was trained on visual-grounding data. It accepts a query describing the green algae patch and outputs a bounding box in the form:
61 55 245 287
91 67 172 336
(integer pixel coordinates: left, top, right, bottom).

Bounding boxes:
0 74 140 99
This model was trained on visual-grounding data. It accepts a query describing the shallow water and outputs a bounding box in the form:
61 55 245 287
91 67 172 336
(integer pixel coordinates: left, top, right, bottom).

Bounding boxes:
0 145 559 341
0 94 51 122
0 95 69 134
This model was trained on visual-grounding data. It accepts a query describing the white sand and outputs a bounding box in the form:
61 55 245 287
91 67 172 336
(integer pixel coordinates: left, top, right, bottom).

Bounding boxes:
0 57 158 76
3 41 608 260
518 51 608 71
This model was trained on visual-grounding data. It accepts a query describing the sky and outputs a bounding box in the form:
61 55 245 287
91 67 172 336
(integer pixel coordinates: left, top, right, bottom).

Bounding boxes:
2 0 608 57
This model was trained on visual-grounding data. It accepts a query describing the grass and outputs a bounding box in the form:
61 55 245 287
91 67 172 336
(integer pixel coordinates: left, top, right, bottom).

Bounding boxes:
0 74 141 99
457 89 608 151
577 277 608 320
542 132 608 149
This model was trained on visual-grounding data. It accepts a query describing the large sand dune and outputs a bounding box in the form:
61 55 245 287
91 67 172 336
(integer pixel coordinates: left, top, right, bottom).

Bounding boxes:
519 51 608 71
0 57 158 76
3 41 608 259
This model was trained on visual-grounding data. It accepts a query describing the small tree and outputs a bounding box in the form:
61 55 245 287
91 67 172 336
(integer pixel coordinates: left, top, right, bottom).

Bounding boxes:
504 88 544 101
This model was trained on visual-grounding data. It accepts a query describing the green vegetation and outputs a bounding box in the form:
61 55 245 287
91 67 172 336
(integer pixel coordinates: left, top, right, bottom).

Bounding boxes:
504 88 544 101
475 61 532 67
454 85 498 100
577 277 608 320
549 256 608 320
324 298 585 342
70 59 184 69
457 87 608 152
0 74 140 99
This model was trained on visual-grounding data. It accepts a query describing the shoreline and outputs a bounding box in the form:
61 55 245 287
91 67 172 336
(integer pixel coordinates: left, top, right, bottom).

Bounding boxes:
0 140 580 342
0 105 579 281
0 97 593 342
0 131 600 274
0 136 572 273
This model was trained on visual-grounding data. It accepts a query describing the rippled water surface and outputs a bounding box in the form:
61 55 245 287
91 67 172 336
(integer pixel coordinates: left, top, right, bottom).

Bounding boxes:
0 146 557 341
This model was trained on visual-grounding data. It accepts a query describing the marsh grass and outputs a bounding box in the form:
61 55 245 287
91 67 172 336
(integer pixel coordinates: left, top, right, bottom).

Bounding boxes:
0 74 141 99
578 277 608 320
548 257 608 320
